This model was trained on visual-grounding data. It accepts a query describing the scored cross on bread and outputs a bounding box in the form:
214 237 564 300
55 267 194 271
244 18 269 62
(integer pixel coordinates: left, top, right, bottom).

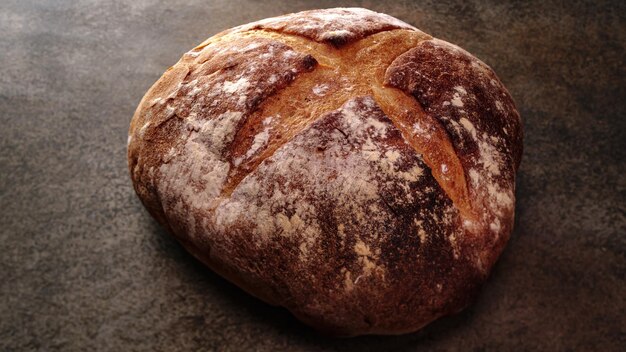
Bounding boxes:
128 8 522 336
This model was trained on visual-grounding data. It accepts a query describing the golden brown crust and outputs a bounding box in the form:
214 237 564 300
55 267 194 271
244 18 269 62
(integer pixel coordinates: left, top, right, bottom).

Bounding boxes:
222 28 430 197
128 8 522 336
223 7 417 47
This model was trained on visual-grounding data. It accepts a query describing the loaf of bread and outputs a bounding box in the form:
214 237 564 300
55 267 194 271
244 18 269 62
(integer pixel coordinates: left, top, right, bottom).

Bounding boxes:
128 8 522 336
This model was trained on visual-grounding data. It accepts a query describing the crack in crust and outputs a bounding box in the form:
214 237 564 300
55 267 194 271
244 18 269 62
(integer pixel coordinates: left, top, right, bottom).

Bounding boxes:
371 85 475 220
130 23 482 225
219 29 435 195
383 39 522 245
218 28 476 226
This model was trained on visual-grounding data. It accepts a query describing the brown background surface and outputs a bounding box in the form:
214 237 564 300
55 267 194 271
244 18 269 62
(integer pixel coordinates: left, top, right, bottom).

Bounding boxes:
1 0 624 350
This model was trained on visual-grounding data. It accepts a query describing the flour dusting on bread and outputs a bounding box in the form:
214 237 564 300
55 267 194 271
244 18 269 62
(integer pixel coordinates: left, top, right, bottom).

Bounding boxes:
128 8 522 336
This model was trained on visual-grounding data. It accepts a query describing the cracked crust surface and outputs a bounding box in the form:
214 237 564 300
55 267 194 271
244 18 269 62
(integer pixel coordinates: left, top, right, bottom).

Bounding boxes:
128 7 522 336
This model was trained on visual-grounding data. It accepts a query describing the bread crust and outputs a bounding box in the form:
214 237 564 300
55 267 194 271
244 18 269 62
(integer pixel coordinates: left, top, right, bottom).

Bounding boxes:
128 7 522 336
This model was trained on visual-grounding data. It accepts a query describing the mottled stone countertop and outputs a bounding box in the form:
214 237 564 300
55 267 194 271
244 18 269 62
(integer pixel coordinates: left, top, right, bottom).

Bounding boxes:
1 1 624 351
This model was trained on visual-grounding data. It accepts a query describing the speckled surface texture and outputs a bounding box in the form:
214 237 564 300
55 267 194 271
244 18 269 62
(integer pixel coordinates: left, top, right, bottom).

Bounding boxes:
1 0 624 350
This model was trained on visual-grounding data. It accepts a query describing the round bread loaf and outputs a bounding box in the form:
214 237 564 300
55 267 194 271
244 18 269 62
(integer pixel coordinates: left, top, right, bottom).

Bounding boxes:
128 8 523 336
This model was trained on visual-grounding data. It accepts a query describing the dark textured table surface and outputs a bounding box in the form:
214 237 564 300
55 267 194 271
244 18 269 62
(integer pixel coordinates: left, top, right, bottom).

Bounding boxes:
1 0 624 351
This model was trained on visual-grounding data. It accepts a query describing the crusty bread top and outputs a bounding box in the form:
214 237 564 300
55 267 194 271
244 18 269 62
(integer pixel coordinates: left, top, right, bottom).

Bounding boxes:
217 7 417 46
128 8 522 335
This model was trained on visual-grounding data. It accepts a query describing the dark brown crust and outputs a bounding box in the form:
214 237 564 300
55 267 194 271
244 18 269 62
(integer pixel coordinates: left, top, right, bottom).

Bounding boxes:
208 96 484 335
128 8 523 336
385 39 523 268
384 39 523 172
